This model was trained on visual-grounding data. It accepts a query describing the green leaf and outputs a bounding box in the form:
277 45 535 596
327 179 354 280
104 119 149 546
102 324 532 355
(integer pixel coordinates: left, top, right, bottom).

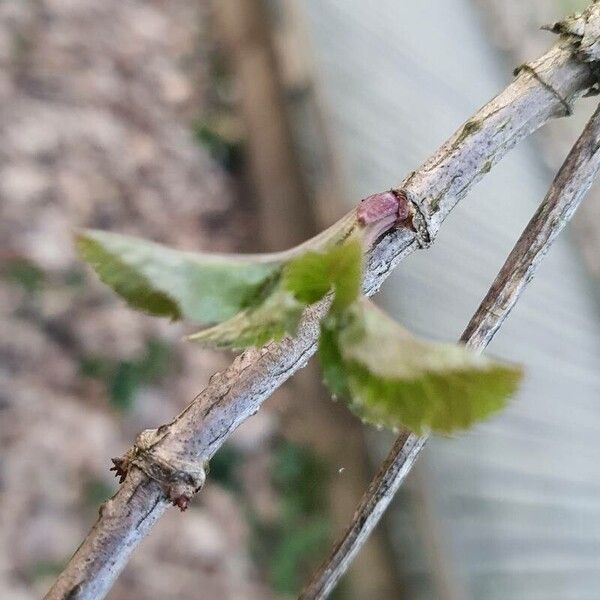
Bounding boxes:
76 217 361 350
187 288 305 349
188 235 364 349
283 235 362 312
317 320 350 399
319 299 522 434
76 229 281 324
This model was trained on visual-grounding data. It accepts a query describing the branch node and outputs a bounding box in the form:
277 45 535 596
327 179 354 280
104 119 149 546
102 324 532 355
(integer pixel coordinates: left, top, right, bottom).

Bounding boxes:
398 188 434 248
544 3 600 63
515 63 574 116
111 428 207 510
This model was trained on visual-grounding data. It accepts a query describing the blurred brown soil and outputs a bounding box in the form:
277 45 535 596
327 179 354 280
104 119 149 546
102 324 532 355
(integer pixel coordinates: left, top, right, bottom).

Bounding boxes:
0 1 275 598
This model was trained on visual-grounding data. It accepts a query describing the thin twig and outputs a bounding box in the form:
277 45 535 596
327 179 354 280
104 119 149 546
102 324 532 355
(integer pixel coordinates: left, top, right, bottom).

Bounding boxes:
299 100 600 600
45 7 600 599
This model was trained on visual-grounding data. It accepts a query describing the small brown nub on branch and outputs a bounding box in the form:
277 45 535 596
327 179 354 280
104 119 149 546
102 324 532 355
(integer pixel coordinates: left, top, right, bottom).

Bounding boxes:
109 457 127 483
172 495 190 511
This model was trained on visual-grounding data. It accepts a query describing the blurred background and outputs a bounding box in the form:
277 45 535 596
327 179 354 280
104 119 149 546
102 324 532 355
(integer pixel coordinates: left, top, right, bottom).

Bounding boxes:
1 1 600 599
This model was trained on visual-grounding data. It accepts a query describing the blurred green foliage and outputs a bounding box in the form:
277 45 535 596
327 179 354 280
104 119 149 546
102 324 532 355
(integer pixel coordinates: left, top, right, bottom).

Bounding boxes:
273 442 328 517
209 443 242 492
192 43 243 172
1 257 45 294
192 117 243 173
26 560 65 583
82 477 116 507
210 438 333 596
253 440 331 596
62 268 86 288
80 337 176 411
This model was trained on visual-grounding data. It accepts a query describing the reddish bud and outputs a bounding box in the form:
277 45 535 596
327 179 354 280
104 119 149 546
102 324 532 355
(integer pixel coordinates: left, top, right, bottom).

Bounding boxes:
357 190 411 247
357 190 409 226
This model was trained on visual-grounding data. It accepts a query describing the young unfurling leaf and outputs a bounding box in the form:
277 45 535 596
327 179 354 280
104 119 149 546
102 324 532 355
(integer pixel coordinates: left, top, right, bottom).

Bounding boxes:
186 289 305 349
187 223 523 426
283 235 362 312
76 233 183 320
188 236 364 348
75 213 358 327
319 299 522 434
76 229 282 324
76 203 522 434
